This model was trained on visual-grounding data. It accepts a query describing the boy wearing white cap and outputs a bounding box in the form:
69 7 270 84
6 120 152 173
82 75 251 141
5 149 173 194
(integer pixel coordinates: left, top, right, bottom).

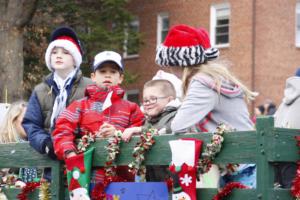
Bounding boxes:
52 50 144 181
23 26 92 160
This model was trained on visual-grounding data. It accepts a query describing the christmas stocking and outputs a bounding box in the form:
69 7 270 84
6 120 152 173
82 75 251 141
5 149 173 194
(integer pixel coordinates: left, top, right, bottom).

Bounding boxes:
65 147 95 200
169 138 202 200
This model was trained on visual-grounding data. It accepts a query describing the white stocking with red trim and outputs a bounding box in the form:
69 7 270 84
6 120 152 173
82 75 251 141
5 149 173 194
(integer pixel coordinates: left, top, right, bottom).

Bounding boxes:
169 138 202 200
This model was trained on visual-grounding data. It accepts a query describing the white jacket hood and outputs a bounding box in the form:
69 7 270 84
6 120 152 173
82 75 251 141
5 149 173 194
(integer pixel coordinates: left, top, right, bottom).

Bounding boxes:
282 76 300 105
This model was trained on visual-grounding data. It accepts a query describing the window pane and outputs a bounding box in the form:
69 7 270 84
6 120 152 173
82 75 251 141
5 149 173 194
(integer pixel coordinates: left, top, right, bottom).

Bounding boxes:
216 35 229 44
217 18 229 26
296 12 300 45
297 14 300 28
162 18 169 30
162 30 168 42
126 20 139 56
216 14 229 45
216 26 229 34
216 8 230 17
127 31 139 55
157 13 169 45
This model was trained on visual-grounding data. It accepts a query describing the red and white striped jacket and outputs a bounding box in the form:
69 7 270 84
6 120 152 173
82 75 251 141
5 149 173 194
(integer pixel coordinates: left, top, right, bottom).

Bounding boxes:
52 84 144 160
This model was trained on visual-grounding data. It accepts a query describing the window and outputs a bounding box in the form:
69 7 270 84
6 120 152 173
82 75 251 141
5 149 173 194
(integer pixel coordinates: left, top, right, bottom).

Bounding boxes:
296 3 300 46
210 3 230 47
157 13 169 46
125 89 140 105
124 19 140 58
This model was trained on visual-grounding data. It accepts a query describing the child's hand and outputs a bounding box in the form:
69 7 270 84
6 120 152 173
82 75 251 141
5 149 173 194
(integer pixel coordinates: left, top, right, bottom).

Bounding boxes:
99 123 117 138
122 127 142 142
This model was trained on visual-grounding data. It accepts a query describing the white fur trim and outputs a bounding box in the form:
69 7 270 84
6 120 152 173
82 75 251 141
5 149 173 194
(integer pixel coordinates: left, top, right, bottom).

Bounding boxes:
45 39 82 71
169 140 196 167
72 171 80 179
155 44 219 67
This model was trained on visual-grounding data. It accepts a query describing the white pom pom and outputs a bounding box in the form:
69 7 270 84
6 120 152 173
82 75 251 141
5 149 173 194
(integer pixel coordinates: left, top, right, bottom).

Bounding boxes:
72 171 80 179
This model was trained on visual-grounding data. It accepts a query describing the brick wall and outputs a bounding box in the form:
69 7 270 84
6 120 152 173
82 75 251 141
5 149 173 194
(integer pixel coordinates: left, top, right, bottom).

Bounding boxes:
124 0 300 111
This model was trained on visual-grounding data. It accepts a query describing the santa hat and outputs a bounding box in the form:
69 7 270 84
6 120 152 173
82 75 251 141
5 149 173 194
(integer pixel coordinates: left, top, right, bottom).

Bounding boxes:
45 26 83 71
155 24 219 67
68 175 82 191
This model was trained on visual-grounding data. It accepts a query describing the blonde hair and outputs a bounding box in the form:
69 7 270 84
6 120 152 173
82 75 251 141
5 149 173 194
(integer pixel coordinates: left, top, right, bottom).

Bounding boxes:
182 60 258 101
144 79 176 98
0 101 27 143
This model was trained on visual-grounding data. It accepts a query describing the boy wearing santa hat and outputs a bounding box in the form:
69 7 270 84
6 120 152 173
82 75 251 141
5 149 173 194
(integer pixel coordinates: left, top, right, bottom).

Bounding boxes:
23 26 92 163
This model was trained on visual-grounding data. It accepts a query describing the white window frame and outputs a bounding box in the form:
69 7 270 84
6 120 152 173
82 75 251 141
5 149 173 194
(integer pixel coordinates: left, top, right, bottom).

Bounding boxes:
123 19 140 58
210 3 230 48
296 3 300 47
157 13 169 46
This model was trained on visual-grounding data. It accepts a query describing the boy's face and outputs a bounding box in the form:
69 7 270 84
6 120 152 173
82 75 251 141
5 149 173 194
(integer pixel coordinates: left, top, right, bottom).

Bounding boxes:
50 47 75 72
91 63 123 87
143 86 172 117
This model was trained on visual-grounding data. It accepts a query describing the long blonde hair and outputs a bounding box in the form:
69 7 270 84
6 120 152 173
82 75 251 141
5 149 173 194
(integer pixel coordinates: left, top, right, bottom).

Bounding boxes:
182 60 258 101
0 101 27 143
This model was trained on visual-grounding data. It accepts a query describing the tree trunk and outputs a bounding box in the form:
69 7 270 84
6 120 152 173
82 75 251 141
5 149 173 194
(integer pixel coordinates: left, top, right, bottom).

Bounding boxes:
0 0 38 102
0 27 24 102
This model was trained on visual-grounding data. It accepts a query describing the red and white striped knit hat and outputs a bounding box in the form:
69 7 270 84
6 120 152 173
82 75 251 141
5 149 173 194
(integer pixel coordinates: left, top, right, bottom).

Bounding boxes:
155 24 219 67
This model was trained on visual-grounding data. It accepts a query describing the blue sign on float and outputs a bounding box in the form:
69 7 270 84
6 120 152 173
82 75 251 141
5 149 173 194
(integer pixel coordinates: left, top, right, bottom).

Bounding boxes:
105 182 169 200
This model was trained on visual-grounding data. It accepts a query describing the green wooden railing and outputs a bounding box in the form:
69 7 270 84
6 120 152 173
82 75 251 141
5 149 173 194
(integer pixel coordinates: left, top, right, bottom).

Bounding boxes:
0 117 298 200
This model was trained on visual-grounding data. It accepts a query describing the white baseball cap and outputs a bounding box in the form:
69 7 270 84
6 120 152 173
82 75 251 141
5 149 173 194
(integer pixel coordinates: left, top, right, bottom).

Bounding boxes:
93 51 124 72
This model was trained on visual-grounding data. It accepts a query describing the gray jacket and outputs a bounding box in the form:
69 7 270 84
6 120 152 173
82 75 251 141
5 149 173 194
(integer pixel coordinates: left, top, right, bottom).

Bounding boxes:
171 73 254 133
275 76 300 128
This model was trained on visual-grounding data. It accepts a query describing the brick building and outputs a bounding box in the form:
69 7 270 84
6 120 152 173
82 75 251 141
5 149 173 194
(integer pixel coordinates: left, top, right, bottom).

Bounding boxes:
123 0 300 112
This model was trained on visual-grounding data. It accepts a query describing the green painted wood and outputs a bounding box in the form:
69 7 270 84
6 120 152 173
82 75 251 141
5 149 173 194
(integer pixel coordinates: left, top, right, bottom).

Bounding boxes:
269 128 299 162
256 117 275 200
197 189 257 200
91 130 257 166
0 117 299 200
0 142 58 167
3 188 39 199
270 189 295 200
0 142 64 200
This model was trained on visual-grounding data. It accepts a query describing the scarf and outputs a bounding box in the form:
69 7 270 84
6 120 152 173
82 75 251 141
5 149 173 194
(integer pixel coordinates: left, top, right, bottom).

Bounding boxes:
50 70 77 129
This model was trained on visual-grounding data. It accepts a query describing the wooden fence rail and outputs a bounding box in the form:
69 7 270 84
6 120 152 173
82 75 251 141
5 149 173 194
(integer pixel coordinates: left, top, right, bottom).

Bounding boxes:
0 117 298 200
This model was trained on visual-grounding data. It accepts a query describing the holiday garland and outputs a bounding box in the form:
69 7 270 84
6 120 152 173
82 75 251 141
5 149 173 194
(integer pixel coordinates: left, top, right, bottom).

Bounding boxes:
128 127 157 181
77 132 96 153
91 128 157 199
17 182 40 200
38 181 51 200
91 130 127 199
104 130 123 178
212 182 248 200
197 124 227 175
195 124 247 200
291 136 300 199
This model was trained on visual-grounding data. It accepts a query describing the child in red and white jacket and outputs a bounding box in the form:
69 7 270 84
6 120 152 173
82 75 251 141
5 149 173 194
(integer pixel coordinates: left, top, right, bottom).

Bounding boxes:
52 51 144 180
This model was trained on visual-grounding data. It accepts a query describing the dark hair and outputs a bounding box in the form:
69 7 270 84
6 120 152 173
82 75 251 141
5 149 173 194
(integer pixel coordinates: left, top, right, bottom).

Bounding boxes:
257 105 265 114
266 103 276 115
92 61 123 74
